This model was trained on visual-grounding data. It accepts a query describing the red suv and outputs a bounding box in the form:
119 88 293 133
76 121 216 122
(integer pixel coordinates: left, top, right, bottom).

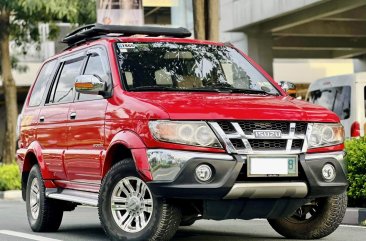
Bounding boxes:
17 24 348 241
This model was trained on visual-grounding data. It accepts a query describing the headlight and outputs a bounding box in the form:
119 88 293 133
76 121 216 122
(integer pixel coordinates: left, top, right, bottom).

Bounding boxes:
308 123 344 148
149 121 222 148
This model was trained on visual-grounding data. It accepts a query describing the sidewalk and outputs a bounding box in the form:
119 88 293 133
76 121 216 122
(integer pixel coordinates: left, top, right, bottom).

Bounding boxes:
343 207 366 226
0 190 22 200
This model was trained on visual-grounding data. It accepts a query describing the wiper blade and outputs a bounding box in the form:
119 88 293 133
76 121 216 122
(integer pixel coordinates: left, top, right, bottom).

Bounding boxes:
205 86 278 95
130 86 176 91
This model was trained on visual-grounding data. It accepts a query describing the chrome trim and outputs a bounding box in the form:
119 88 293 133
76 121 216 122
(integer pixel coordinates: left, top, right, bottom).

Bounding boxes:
286 123 296 151
147 149 234 181
46 189 98 206
224 182 308 199
209 122 238 153
232 122 253 152
302 123 313 152
209 121 308 154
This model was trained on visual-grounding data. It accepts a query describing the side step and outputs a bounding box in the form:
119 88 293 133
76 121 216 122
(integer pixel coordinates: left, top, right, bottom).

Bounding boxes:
46 188 98 206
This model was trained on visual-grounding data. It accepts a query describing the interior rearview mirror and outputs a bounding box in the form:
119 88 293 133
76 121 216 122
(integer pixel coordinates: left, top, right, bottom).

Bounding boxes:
74 74 106 96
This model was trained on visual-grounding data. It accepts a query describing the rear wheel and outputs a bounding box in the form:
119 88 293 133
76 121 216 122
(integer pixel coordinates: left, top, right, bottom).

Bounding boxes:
268 192 347 239
99 159 181 241
26 165 63 232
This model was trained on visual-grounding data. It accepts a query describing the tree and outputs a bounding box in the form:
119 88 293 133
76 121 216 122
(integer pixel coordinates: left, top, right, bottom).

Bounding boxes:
0 0 96 164
192 0 219 41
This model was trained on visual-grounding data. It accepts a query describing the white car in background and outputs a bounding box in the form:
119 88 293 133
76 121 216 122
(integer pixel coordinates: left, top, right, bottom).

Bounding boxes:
307 72 366 138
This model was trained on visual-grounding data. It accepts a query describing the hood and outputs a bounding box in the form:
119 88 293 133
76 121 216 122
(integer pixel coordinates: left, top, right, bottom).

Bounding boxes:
126 92 339 123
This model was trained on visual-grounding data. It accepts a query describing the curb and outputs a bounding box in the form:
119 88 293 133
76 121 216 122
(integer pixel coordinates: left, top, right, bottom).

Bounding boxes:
0 190 22 200
342 208 366 226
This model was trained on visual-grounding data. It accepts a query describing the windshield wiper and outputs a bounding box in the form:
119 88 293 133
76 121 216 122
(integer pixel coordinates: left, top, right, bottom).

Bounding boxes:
130 86 176 91
222 87 278 95
130 85 279 95
193 86 279 95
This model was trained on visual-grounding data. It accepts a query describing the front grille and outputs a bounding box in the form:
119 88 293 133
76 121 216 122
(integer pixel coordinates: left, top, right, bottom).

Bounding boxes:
219 122 236 133
238 121 289 135
211 121 309 154
295 123 307 135
248 139 287 151
291 139 304 150
230 139 245 149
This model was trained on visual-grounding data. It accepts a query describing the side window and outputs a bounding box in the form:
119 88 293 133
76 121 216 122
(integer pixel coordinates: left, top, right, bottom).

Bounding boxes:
28 60 56 107
48 58 84 104
78 51 109 101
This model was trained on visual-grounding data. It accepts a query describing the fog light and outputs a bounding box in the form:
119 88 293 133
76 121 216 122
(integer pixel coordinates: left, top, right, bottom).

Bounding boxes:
322 163 336 182
195 164 212 182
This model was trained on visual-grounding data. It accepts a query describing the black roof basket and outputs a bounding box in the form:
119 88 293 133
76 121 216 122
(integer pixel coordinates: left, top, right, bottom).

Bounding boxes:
62 23 192 46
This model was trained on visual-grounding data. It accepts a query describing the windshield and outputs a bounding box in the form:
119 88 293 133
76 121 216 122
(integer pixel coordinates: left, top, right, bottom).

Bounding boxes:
308 86 351 120
115 42 280 95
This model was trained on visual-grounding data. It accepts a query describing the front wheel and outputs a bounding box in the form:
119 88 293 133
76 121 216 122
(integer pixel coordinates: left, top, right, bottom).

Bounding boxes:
98 159 181 241
268 192 347 239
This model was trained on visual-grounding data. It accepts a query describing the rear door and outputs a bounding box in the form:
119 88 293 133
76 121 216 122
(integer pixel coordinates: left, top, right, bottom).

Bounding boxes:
19 60 57 150
64 47 111 183
37 53 85 180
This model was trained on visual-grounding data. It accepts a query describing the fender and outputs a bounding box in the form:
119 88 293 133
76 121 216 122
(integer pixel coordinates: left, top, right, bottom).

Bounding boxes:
18 141 54 180
103 130 152 181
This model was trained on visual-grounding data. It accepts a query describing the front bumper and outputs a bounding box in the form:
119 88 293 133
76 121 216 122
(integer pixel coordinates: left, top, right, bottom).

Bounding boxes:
146 149 348 199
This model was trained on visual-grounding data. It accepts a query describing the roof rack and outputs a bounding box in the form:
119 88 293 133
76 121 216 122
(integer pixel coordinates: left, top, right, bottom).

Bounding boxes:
62 23 192 46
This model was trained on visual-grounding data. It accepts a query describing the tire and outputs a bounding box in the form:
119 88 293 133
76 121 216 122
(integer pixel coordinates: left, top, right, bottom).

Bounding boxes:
98 159 181 241
26 165 63 232
268 192 347 239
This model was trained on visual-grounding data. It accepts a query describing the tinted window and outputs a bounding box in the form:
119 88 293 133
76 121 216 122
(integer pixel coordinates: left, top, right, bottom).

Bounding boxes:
115 42 279 95
77 53 107 101
49 58 84 104
28 60 56 107
309 86 351 120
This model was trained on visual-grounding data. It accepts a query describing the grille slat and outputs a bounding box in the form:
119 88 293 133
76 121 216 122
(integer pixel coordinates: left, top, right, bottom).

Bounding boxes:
212 121 308 153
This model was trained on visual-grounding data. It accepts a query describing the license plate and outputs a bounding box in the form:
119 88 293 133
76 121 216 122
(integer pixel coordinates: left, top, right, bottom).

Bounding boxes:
247 155 298 177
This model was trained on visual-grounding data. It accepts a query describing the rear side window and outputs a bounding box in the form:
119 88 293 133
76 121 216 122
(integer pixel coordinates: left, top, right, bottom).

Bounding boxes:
308 86 351 120
28 60 56 107
48 58 84 104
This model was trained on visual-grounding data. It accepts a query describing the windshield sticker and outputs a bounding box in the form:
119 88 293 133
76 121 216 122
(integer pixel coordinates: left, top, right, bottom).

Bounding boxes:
117 43 135 49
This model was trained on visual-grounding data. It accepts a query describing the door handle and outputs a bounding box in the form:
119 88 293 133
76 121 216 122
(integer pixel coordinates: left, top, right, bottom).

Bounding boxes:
70 112 77 120
39 116 45 123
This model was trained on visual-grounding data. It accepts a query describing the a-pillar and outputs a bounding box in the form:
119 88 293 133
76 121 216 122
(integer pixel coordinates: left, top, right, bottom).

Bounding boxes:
247 31 274 77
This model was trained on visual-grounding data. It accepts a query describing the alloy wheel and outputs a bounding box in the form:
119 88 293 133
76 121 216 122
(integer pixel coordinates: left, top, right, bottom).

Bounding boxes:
29 178 40 219
110 176 154 233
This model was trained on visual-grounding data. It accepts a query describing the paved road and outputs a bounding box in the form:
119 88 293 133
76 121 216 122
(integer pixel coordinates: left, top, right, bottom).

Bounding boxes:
0 200 365 241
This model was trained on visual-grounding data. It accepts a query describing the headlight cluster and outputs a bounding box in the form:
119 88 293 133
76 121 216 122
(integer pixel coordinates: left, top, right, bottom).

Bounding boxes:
308 123 344 148
149 121 222 148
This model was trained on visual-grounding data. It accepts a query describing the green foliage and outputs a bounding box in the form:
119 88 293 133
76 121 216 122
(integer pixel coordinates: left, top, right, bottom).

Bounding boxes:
0 163 21 191
0 55 28 74
0 0 96 42
345 137 366 204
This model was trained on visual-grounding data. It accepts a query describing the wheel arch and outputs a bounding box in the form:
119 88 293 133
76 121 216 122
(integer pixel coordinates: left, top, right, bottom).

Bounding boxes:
103 130 152 181
20 142 53 201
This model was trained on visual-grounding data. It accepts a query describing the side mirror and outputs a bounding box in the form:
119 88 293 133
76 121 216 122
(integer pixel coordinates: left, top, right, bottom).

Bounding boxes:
74 74 106 96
